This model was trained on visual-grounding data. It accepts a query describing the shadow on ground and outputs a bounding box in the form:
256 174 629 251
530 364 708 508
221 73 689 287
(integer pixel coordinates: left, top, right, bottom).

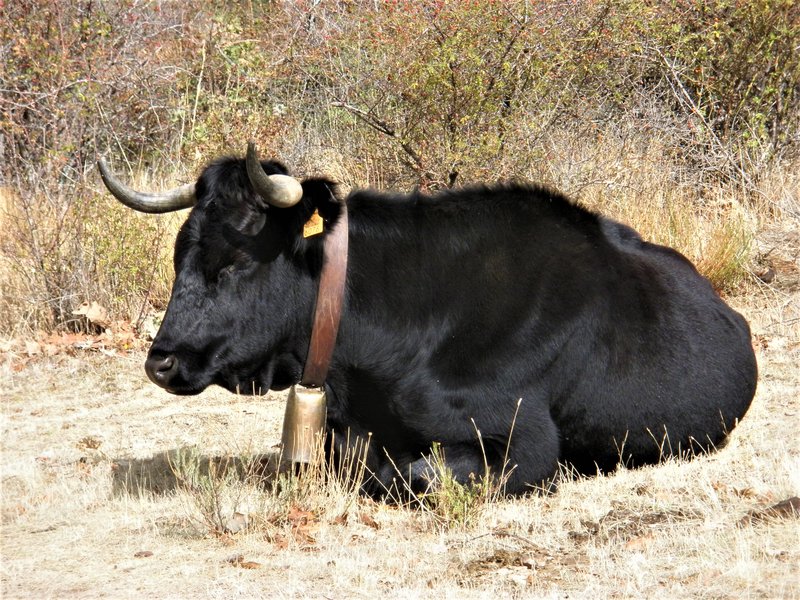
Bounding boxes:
111 448 283 496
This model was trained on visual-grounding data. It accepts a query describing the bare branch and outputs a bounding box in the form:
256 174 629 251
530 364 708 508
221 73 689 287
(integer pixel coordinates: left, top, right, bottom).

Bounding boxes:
330 101 426 173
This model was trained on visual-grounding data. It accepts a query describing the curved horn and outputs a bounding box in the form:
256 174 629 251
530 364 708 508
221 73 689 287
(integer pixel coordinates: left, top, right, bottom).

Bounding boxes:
245 141 303 208
97 158 196 214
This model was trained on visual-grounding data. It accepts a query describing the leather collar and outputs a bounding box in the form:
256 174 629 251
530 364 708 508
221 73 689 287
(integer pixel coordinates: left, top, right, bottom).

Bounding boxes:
301 202 348 387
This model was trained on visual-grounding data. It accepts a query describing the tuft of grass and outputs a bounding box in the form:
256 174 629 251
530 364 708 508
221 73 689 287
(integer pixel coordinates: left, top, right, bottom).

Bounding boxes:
269 429 370 522
699 217 753 291
401 409 522 531
169 445 267 535
168 429 371 537
417 442 499 530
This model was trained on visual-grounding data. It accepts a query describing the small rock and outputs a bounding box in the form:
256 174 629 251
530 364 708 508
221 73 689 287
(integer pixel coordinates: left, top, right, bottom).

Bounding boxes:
224 512 249 534
739 496 800 526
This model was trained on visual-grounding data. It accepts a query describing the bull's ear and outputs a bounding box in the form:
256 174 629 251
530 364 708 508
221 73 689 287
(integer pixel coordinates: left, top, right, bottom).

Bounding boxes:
294 178 343 233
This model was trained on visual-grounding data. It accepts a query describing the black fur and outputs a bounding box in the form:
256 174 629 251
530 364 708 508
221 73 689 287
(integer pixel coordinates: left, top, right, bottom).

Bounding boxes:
144 157 757 496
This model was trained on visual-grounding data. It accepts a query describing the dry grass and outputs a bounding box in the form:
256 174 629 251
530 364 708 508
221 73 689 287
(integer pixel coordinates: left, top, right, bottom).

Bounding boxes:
2 129 787 337
527 131 770 294
2 243 799 598
0 174 185 337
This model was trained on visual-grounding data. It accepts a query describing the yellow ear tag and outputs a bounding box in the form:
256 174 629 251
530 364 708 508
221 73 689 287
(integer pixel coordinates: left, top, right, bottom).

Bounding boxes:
303 209 324 238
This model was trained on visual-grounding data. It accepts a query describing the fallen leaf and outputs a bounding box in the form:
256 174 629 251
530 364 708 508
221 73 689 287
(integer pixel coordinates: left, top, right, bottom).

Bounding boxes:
735 487 775 503
73 301 111 329
224 512 249 534
358 511 380 529
332 512 349 526
292 528 317 548
225 555 262 569
287 506 316 526
625 533 654 550
214 532 236 546
269 522 319 550
138 311 164 341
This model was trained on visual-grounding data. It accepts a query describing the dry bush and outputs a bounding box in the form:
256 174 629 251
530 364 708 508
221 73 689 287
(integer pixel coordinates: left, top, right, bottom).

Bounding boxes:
284 0 799 187
167 427 370 539
2 0 797 334
0 1 205 333
0 181 182 335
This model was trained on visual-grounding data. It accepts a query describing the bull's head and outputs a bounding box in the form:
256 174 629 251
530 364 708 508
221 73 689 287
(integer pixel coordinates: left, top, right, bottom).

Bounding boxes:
99 144 338 395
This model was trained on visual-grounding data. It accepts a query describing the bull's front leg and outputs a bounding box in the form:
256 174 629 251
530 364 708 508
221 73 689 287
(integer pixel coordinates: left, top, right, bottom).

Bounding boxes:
373 443 520 499
375 427 560 498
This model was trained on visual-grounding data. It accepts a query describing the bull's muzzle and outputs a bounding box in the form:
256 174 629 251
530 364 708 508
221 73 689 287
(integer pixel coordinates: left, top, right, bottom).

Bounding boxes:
145 353 179 388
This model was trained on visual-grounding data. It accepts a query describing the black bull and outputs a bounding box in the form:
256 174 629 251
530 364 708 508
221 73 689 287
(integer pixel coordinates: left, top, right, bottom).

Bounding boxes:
99 149 757 496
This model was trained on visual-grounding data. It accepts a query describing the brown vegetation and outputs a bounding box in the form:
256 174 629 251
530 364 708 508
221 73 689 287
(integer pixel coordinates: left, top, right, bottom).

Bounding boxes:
2 0 799 333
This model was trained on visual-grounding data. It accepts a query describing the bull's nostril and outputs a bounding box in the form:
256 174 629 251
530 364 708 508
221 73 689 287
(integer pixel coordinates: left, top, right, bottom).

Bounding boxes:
145 354 179 386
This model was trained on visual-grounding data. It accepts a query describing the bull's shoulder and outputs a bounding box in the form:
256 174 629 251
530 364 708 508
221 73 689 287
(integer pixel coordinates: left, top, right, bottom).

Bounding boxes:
599 218 643 246
599 215 697 270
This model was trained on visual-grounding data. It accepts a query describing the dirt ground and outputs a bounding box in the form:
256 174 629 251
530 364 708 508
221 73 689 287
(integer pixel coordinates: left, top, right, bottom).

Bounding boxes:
2 232 799 599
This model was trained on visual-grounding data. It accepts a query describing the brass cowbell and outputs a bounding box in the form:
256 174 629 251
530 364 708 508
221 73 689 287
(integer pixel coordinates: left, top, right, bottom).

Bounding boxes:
281 384 327 464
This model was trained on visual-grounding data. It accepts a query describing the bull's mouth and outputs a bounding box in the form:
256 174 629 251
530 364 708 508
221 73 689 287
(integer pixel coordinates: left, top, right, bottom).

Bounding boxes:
149 370 272 397
150 374 270 397
146 367 211 396
144 347 297 396
217 377 271 396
